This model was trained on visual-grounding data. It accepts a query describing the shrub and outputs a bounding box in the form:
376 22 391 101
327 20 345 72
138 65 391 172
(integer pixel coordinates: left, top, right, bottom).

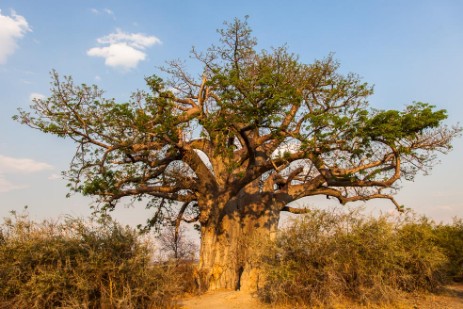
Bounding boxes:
395 216 448 292
433 218 463 281
0 210 188 308
258 209 449 307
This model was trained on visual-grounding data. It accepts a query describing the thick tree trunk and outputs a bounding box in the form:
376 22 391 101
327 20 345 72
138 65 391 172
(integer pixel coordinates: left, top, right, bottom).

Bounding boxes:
197 222 240 291
196 180 280 292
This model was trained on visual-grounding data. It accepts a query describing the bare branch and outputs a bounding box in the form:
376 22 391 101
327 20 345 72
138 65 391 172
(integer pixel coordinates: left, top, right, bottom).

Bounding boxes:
281 205 311 214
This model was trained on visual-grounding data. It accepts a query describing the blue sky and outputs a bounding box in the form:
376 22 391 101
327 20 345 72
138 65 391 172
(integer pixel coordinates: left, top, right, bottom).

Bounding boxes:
0 0 462 225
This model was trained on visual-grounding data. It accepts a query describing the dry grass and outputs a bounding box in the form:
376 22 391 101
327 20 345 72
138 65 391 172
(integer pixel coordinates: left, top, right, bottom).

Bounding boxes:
0 210 193 308
257 209 460 308
1 208 461 308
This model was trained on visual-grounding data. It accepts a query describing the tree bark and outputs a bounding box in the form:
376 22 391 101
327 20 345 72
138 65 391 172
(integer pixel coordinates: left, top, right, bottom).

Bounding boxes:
196 179 281 292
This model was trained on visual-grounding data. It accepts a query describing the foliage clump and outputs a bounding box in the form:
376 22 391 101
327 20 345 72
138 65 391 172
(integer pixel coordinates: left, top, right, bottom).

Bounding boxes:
258 209 459 307
0 210 191 309
433 218 463 281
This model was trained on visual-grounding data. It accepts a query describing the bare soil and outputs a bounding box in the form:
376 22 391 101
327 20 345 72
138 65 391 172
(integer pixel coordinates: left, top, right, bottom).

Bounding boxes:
178 290 270 309
402 284 463 309
178 284 463 309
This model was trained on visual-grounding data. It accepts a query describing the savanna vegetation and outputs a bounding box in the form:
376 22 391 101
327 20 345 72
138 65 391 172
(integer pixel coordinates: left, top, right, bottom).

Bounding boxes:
0 208 462 308
14 16 461 293
257 209 463 307
0 209 195 309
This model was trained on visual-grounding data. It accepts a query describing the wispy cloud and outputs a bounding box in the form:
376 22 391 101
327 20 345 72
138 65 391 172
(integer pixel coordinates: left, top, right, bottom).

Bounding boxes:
103 8 114 16
87 29 161 70
0 155 53 173
90 8 115 19
0 10 31 64
0 174 26 193
0 155 53 193
48 173 62 181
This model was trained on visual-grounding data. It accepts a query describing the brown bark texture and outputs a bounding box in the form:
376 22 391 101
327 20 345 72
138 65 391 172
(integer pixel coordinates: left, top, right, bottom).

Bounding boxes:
196 180 280 292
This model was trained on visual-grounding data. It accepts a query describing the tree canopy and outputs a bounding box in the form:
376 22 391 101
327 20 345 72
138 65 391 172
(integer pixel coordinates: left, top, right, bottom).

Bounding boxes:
16 18 459 228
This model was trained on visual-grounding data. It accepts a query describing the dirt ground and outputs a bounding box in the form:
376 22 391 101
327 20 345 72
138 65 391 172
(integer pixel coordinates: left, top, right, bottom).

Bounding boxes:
178 290 269 309
178 284 463 309
404 284 463 309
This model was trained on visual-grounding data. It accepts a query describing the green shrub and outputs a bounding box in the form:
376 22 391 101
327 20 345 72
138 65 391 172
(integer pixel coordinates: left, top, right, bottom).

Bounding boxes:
433 218 463 281
395 216 448 292
258 209 449 307
0 210 188 308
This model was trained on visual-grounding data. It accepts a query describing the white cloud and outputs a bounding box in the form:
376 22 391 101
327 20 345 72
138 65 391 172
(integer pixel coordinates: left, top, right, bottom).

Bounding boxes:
90 8 115 18
96 30 160 49
29 92 45 102
88 43 146 70
48 173 62 181
0 155 53 173
0 10 31 64
0 174 26 193
103 8 114 16
0 155 53 193
87 29 161 70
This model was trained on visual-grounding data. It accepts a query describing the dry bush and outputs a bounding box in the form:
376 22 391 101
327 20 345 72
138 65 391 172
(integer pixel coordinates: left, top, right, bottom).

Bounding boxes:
258 209 449 307
0 210 188 308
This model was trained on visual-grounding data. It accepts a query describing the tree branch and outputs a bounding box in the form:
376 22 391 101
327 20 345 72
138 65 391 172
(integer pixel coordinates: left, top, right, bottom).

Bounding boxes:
281 205 311 214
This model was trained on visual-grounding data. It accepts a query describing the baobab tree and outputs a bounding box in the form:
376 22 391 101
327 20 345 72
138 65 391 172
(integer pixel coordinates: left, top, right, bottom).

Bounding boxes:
15 18 461 291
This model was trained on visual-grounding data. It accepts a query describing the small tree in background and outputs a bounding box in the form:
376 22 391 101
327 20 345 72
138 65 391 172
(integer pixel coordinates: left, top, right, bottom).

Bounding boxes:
158 223 197 261
15 17 461 291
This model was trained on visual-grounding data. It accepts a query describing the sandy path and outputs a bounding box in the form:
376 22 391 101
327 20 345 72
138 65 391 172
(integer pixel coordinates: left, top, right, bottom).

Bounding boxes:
178 284 463 309
178 290 270 309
